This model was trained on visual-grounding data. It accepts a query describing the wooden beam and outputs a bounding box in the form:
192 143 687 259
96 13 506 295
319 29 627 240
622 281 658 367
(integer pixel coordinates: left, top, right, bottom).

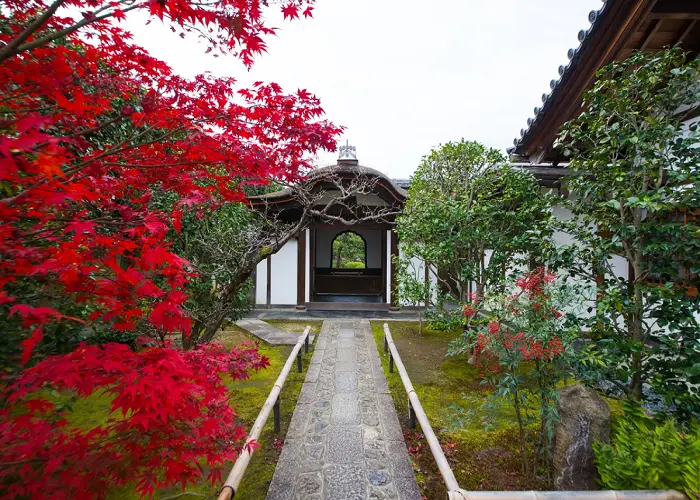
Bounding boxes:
640 18 662 50
677 19 698 44
650 12 700 19
651 0 700 16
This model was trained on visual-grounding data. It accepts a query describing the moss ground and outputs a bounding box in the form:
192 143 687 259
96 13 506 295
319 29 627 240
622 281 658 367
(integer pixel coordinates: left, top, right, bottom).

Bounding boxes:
55 320 320 500
371 321 548 498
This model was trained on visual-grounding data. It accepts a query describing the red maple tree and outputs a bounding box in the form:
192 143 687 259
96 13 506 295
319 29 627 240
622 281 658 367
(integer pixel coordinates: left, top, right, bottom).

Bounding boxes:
0 1 340 497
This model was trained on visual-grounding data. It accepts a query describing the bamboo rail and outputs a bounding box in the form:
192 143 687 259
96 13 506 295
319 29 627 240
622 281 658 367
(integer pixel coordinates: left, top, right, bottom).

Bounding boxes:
382 323 686 500
217 326 311 500
383 323 462 493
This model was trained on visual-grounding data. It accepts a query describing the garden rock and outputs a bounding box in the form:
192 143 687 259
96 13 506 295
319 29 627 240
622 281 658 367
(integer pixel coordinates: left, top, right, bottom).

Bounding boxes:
553 384 610 490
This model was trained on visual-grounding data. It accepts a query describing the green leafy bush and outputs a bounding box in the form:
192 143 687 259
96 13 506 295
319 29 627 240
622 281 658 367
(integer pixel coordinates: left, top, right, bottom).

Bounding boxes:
594 401 700 499
425 308 463 331
91 329 140 349
344 261 365 269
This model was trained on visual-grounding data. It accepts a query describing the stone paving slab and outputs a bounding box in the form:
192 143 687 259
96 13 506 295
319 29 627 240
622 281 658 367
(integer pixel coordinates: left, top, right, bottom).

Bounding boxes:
235 318 315 345
267 319 420 500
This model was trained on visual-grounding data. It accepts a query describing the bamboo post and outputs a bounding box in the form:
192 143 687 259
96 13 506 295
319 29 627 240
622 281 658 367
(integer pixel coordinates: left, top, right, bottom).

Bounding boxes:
217 326 311 500
273 397 281 433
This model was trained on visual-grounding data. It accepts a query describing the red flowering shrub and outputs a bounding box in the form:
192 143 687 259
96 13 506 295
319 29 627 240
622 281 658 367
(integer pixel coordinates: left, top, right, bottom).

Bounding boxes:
460 268 579 477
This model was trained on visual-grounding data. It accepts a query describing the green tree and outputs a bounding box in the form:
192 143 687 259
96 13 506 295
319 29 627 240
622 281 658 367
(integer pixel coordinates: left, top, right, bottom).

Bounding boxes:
556 48 700 414
397 140 554 314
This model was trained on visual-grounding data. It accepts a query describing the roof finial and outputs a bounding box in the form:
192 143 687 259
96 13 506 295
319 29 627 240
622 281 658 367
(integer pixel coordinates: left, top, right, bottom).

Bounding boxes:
338 139 357 161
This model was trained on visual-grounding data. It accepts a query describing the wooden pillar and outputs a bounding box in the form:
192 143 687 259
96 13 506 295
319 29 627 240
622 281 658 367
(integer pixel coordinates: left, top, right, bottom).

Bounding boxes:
296 231 306 310
390 230 399 310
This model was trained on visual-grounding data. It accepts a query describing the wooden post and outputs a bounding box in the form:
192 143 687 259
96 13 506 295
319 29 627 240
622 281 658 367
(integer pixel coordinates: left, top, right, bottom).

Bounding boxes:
273 397 281 433
409 399 416 429
297 349 302 373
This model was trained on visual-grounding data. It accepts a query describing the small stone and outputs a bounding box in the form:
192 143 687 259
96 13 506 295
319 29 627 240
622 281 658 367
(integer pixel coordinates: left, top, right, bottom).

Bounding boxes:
363 427 380 440
306 443 324 460
363 414 380 426
369 470 391 486
296 472 322 496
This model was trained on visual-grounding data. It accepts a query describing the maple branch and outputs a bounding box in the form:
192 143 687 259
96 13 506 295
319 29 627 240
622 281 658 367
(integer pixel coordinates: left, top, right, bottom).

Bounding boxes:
0 2 145 62
0 0 68 63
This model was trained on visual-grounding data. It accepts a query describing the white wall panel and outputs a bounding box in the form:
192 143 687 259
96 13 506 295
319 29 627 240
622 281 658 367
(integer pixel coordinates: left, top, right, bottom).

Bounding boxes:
255 259 267 305
270 239 298 305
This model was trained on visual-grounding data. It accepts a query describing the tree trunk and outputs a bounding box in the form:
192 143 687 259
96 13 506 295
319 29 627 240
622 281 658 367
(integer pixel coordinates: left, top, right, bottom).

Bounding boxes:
198 269 254 345
629 256 644 400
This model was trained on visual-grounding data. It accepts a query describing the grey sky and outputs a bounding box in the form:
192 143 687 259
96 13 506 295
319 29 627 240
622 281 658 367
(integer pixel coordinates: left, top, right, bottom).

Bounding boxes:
125 0 601 178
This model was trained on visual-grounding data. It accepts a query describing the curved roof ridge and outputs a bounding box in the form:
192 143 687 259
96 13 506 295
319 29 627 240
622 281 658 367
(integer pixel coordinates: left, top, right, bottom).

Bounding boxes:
249 163 408 202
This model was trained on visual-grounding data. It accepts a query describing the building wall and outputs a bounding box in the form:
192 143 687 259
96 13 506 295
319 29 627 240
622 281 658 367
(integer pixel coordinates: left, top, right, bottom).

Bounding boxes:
255 258 267 305
255 239 298 306
315 227 383 269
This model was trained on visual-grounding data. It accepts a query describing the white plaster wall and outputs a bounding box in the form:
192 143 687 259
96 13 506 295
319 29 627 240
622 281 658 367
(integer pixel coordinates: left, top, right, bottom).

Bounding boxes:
255 259 267 305
305 229 311 302
270 239 298 305
315 227 383 268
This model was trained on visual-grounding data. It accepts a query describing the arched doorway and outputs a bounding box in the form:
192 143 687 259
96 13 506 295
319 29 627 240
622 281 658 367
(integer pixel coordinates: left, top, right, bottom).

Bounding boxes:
331 231 366 269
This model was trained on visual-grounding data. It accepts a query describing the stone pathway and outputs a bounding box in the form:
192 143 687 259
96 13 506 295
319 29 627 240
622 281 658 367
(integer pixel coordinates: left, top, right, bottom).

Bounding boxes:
235 318 315 345
267 319 421 500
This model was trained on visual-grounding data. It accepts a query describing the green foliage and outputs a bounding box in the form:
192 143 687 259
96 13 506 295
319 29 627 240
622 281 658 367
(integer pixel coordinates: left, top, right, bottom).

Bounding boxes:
425 308 464 331
397 139 555 314
594 400 700 499
91 329 140 349
344 261 365 269
556 48 700 415
331 231 366 268
160 197 260 345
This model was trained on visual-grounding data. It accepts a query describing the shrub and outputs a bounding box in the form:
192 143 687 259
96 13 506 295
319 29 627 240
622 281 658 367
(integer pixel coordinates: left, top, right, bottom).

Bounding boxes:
344 261 365 269
594 400 700 499
450 268 588 478
91 329 141 349
426 308 463 331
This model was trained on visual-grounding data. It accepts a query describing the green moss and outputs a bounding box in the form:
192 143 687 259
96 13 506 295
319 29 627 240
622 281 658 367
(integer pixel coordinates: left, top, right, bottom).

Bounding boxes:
264 319 323 335
371 321 547 498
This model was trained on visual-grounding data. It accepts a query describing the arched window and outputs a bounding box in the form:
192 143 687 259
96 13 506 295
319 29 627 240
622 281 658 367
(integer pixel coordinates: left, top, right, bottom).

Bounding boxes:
331 231 366 269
